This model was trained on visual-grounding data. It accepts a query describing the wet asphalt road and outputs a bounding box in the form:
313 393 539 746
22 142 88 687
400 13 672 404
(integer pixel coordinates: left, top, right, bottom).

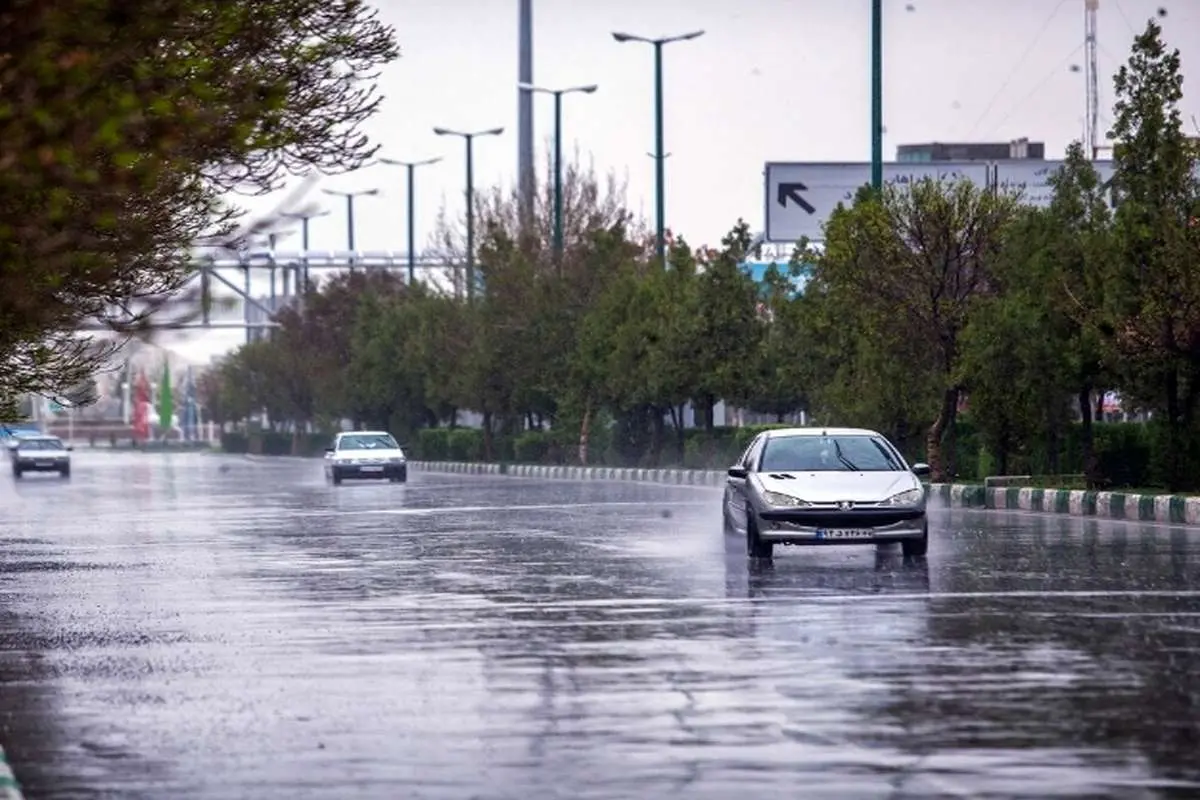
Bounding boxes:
1 451 1199 799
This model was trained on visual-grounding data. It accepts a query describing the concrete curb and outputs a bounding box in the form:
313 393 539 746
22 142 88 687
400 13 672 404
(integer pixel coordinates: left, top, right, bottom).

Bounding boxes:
410 461 1200 526
0 746 25 800
928 482 1200 525
408 460 728 487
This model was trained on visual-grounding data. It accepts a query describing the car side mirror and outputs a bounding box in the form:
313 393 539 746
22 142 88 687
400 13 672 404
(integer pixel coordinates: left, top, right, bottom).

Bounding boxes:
911 462 931 477
727 466 748 480
66 445 73 452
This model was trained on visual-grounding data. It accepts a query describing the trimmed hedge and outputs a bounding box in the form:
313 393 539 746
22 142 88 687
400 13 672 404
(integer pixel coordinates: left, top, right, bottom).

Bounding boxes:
221 431 331 457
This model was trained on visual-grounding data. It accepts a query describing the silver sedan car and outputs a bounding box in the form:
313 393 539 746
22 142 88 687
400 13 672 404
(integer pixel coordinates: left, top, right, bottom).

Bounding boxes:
722 427 931 560
10 434 73 479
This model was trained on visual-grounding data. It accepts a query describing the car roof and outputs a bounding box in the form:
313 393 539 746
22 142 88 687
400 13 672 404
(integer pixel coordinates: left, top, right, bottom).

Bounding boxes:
336 431 392 438
763 427 882 438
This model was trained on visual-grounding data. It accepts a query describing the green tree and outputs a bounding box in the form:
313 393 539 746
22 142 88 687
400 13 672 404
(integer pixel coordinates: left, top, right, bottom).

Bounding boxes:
0 0 398 418
817 178 1019 479
689 221 763 430
1100 19 1200 489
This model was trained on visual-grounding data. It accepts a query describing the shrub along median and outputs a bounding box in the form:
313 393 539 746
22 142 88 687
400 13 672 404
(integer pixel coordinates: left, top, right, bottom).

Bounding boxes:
222 418 1175 489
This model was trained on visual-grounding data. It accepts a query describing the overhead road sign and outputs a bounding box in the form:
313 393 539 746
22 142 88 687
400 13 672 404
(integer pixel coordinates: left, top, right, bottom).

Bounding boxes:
764 161 989 243
994 159 1116 209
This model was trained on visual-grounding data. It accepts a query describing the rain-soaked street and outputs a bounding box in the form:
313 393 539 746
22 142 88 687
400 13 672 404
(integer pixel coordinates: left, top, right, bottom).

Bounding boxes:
1 451 1199 799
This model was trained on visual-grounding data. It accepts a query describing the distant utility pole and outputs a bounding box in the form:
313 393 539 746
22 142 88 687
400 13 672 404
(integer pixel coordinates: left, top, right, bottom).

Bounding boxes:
517 0 535 219
871 0 883 190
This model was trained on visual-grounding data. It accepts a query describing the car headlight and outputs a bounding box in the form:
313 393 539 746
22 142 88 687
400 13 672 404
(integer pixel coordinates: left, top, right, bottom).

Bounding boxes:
762 490 812 508
389 457 405 463
882 487 924 506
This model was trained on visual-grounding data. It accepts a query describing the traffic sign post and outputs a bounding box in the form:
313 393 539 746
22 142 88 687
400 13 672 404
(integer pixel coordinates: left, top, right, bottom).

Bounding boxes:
764 161 989 244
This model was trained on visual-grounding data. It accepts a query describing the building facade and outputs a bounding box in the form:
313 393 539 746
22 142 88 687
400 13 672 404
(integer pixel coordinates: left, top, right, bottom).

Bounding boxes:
897 138 1045 163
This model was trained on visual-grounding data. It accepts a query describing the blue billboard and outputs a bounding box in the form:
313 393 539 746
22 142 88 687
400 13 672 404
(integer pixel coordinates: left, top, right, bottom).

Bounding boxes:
740 260 812 296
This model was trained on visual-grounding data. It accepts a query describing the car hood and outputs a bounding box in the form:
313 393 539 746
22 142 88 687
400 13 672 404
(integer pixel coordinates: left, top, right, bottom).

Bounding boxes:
331 449 405 461
754 470 919 503
18 448 69 458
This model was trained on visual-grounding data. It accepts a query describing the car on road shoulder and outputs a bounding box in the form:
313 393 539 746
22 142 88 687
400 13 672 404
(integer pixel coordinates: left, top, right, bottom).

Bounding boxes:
10 434 72 479
722 427 930 560
323 431 407 485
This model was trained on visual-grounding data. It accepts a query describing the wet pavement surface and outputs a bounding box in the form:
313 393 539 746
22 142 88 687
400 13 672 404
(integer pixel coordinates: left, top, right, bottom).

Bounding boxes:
1 451 1199 799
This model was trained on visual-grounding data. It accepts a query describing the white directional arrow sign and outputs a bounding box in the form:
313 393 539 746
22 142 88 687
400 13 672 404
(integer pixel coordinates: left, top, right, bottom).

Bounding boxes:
764 161 991 244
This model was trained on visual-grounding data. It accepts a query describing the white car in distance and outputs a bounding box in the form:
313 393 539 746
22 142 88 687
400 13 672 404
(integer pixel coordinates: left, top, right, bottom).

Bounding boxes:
323 431 408 485
10 434 73 479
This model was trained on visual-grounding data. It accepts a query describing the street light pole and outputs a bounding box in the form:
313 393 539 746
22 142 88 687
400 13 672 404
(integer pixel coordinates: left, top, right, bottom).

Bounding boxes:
321 188 380 271
282 210 331 295
433 126 505 301
871 0 883 190
379 156 443 285
518 82 597 269
611 29 704 267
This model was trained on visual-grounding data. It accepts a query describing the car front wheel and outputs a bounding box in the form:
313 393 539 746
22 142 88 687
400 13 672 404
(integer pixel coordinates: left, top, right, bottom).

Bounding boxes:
902 521 929 558
746 514 773 560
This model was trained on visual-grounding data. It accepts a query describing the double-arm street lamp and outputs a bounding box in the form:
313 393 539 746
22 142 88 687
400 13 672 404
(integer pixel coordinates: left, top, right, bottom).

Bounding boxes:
321 187 380 270
611 29 704 267
433 126 504 301
378 156 443 285
517 82 598 268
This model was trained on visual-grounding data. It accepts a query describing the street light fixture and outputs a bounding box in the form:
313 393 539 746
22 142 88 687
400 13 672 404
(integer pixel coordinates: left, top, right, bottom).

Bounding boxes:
378 156 443 285
611 29 705 267
432 126 505 301
518 82 598 270
321 187 381 270
281 209 331 294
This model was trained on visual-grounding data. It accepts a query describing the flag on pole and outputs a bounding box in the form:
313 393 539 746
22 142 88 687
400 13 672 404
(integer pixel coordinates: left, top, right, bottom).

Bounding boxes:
157 359 174 439
181 366 198 442
131 370 150 442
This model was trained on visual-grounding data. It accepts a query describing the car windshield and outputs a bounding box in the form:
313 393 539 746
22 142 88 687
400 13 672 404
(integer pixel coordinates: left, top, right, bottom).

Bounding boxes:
338 434 399 451
19 438 65 451
759 435 904 472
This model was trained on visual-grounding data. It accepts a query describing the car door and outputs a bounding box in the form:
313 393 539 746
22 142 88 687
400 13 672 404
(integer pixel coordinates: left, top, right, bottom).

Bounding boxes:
725 435 765 534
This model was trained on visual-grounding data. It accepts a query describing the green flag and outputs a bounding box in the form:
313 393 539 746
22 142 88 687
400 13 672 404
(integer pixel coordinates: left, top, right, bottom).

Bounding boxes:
157 359 173 437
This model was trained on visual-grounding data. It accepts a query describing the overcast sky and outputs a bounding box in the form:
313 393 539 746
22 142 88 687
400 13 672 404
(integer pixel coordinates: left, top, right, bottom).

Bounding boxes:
163 0 1198 362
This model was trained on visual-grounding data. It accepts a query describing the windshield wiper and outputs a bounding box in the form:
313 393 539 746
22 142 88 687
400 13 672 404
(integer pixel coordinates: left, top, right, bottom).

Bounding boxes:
832 439 859 471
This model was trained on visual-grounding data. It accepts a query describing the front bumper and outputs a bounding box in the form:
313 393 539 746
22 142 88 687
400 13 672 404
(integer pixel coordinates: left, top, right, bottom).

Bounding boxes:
16 458 69 472
755 506 925 544
331 462 407 480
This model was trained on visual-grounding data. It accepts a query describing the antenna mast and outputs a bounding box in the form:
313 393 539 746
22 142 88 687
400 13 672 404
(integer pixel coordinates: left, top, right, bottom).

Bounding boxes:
1084 0 1100 159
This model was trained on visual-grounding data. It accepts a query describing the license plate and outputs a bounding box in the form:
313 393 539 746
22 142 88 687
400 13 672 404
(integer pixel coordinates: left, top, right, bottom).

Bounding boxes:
35 461 53 468
360 466 384 472
817 528 875 540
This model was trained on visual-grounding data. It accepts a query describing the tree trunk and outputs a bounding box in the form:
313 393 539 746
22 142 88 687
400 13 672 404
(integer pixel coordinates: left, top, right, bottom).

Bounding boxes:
649 408 665 465
482 410 494 462
925 388 959 482
1165 366 1181 492
1078 386 1100 488
578 400 591 466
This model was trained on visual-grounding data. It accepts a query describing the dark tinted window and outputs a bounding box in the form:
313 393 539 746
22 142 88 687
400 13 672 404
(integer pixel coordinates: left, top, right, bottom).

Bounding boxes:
760 435 903 472
17 438 65 451
337 433 399 451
